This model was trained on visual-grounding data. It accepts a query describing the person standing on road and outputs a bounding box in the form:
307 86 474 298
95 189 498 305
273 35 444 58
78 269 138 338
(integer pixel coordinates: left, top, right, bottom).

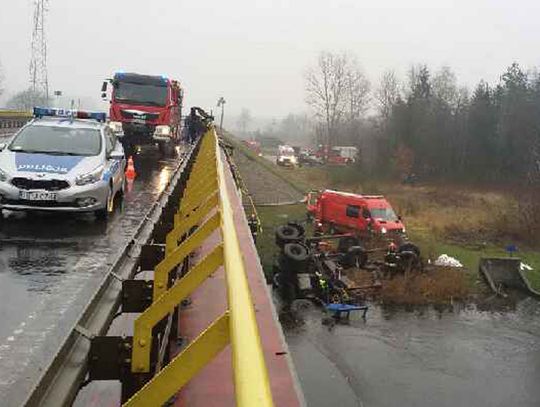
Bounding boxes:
185 108 199 144
185 107 215 144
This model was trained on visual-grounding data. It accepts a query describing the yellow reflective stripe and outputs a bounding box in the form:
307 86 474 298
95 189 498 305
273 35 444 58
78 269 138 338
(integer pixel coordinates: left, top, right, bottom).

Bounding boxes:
215 134 274 407
153 211 221 300
124 313 230 407
132 245 224 373
167 191 219 255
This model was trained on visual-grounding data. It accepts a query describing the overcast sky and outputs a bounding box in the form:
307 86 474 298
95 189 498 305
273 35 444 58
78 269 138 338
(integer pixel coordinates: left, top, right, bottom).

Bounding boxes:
1 0 539 121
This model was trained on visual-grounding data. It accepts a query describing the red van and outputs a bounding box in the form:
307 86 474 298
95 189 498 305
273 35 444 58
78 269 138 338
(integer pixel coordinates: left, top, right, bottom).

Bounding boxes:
306 189 406 237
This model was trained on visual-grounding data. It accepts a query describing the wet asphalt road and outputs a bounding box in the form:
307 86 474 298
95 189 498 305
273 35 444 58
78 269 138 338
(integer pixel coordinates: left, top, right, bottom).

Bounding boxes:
0 149 180 407
284 299 540 407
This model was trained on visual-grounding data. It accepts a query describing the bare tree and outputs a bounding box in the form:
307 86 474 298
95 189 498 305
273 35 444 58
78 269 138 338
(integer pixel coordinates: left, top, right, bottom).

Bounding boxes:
237 107 252 135
376 70 400 118
432 66 459 109
305 51 349 146
345 60 370 121
7 88 47 110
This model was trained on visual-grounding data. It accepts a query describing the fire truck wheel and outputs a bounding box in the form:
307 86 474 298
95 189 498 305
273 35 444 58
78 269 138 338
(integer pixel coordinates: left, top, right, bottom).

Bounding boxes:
337 236 361 253
398 242 421 257
275 225 302 247
287 221 305 238
284 242 309 261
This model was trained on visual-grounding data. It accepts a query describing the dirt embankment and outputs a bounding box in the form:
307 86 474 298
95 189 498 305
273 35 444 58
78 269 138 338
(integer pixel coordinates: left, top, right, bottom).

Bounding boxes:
232 149 304 205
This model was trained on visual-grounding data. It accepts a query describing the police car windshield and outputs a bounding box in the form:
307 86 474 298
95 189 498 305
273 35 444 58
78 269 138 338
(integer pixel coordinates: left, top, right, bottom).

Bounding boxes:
114 81 167 106
369 207 398 221
9 125 102 156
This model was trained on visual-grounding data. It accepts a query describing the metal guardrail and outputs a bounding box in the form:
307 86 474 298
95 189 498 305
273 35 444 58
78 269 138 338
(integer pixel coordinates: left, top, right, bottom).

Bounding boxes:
22 127 275 406
0 110 32 135
23 145 196 407
124 127 274 406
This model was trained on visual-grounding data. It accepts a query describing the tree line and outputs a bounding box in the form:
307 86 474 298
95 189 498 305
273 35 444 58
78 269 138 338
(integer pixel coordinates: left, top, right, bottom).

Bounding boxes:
305 52 540 185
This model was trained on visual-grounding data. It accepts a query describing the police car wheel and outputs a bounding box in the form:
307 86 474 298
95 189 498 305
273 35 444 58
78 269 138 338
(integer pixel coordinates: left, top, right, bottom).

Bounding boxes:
95 187 114 221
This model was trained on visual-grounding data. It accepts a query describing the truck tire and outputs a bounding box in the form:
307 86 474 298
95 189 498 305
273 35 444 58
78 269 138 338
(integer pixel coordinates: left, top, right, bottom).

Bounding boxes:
275 225 302 247
398 250 420 273
287 221 305 238
398 242 421 258
281 242 309 272
337 236 361 253
340 246 367 269
284 242 309 262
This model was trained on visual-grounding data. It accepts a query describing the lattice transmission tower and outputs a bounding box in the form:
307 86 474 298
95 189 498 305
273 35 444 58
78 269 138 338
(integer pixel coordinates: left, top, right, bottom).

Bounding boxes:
29 0 49 101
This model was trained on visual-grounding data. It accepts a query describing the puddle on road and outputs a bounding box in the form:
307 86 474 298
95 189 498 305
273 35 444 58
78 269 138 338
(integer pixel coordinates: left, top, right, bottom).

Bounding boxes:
0 151 181 406
281 297 540 407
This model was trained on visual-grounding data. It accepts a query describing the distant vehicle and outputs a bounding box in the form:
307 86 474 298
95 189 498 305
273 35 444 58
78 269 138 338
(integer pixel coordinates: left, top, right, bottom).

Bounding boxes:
0 107 126 220
297 149 323 166
243 139 262 156
315 145 358 165
276 144 297 167
101 72 183 156
306 189 406 238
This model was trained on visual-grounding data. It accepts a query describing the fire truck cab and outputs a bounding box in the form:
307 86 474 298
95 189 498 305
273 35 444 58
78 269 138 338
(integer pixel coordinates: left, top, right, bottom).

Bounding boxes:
307 189 406 237
101 72 183 156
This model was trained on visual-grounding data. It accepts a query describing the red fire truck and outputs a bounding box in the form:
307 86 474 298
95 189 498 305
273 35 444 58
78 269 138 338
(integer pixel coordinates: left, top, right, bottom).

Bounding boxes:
243 139 262 156
101 72 183 156
306 189 406 238
315 145 358 165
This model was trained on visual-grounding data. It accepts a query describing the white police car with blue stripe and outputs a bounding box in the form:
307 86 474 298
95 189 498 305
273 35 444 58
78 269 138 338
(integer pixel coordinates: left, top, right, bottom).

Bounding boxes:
0 107 126 219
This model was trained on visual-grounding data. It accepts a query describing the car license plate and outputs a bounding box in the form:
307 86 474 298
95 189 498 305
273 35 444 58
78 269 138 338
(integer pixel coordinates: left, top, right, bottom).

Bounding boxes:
19 190 57 201
132 118 146 125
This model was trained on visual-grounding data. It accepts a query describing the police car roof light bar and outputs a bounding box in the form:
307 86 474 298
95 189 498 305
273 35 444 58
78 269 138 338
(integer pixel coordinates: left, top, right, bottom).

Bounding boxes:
33 107 107 123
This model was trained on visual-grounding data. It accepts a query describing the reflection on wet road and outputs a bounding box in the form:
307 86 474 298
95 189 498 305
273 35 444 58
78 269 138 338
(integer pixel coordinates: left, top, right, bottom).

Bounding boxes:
0 150 181 406
285 299 540 407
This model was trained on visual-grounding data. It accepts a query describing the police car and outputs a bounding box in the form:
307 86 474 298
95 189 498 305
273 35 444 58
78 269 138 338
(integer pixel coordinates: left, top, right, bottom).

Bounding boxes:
0 107 126 219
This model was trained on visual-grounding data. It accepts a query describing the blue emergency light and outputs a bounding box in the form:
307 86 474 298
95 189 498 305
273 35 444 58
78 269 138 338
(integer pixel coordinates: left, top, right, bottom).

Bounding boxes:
33 107 107 122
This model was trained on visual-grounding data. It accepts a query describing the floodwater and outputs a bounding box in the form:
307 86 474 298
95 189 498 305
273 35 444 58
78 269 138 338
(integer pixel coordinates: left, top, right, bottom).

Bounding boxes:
284 298 540 407
0 150 180 407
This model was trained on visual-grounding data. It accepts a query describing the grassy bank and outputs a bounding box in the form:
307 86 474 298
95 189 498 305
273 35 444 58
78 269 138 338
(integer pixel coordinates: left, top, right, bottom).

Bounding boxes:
225 133 540 291
253 163 540 291
255 203 307 278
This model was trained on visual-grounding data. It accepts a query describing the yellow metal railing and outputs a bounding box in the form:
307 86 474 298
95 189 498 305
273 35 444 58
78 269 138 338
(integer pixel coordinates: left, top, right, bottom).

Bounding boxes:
124 128 274 407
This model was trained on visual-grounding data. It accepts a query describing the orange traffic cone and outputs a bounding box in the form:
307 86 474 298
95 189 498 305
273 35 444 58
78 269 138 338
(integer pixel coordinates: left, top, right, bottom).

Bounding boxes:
125 156 136 180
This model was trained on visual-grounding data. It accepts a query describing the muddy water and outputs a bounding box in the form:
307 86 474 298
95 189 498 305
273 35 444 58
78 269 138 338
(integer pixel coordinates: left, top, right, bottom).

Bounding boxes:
0 151 180 407
284 299 540 407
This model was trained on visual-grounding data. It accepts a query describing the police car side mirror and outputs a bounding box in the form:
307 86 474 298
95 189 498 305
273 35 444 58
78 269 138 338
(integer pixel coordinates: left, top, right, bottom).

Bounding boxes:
108 151 124 160
0 143 5 151
101 92 107 100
